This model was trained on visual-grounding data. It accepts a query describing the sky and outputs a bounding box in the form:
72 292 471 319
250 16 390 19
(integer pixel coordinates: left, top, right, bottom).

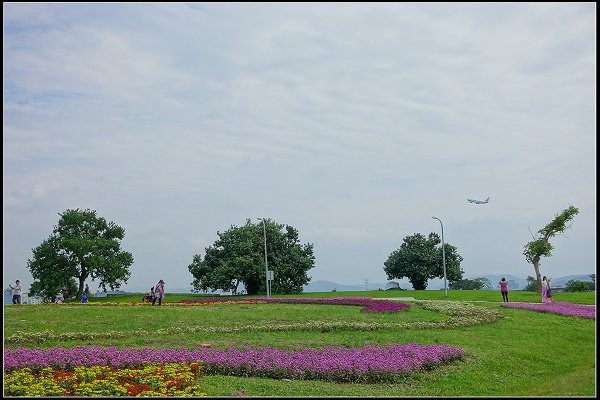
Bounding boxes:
3 3 596 294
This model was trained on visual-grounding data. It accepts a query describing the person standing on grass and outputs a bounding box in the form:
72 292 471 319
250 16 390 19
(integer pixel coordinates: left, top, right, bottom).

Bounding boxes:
498 278 509 303
9 280 22 304
542 276 552 303
152 279 165 306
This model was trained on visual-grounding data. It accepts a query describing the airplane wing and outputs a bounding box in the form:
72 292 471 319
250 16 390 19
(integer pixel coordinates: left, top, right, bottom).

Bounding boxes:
467 199 475 203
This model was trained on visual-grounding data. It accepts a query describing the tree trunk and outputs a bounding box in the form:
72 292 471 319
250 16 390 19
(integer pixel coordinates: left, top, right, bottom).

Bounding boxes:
411 278 427 290
77 276 85 300
533 260 542 293
77 262 88 300
244 279 260 295
533 235 549 293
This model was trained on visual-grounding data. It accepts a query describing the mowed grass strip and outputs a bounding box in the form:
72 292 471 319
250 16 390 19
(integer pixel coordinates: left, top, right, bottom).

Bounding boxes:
3 291 595 396
4 302 445 340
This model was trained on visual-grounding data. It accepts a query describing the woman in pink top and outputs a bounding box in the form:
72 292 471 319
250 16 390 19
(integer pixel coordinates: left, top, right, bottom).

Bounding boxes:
498 278 509 303
152 279 165 306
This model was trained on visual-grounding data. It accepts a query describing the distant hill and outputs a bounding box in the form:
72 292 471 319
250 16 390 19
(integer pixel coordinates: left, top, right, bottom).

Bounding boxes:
476 274 529 290
303 280 411 293
550 274 594 287
303 280 377 292
304 274 595 292
476 274 594 290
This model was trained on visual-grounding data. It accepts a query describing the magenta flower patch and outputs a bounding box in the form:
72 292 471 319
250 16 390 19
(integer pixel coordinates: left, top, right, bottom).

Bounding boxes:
4 344 465 383
500 301 595 320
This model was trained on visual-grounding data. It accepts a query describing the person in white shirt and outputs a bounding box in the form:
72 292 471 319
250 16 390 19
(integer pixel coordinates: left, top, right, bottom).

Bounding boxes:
542 276 552 303
9 280 22 304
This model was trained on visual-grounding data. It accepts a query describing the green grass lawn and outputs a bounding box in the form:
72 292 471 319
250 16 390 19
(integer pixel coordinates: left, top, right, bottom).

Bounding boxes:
4 290 596 397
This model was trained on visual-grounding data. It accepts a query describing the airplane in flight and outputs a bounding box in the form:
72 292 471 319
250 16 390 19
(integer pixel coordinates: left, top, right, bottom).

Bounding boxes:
467 197 490 204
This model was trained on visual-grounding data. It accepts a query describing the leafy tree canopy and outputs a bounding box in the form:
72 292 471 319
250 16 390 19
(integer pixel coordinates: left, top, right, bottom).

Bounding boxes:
188 218 315 295
523 205 579 292
383 232 464 290
27 209 133 301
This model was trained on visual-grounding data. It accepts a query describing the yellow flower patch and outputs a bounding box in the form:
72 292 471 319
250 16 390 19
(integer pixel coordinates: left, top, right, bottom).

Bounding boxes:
4 363 206 397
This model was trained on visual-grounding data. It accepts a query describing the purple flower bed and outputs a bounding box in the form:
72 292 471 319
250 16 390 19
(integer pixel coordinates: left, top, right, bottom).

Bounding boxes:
179 297 410 312
4 343 465 383
500 301 595 320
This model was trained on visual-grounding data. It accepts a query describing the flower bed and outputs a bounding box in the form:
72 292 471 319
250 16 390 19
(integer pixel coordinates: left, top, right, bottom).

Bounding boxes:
500 301 595 320
4 343 466 384
3 362 206 397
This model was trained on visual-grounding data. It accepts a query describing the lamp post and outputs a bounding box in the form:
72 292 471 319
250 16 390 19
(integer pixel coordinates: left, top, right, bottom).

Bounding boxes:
257 218 270 298
432 217 448 297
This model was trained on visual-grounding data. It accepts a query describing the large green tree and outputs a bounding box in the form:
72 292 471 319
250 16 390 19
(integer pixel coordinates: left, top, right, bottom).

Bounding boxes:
383 232 464 290
523 205 579 292
188 218 315 295
27 209 134 301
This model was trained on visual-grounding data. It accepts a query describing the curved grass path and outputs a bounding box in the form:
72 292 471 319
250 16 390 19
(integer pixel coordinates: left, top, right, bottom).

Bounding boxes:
4 300 502 345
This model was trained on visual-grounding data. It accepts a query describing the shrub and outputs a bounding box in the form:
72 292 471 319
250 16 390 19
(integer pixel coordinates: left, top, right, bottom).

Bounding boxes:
564 280 595 292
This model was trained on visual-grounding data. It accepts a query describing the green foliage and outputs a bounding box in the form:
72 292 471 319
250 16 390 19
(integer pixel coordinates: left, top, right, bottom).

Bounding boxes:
29 278 78 302
478 277 492 289
523 205 579 291
524 276 537 291
62 279 79 299
27 209 134 300
449 277 491 290
564 279 595 292
383 233 464 290
188 218 315 295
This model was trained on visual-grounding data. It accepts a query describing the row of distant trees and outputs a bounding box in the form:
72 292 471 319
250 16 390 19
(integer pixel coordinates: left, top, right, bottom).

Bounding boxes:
26 205 581 300
433 274 595 292
563 275 596 292
26 209 464 299
26 210 317 300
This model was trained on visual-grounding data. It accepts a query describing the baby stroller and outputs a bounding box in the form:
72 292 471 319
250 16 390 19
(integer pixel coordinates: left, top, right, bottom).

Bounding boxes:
142 287 154 302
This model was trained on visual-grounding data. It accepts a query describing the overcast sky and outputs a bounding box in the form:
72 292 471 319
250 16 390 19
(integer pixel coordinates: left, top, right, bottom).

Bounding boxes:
3 3 596 293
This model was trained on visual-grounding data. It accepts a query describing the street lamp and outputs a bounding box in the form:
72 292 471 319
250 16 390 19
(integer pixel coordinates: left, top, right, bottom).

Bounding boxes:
432 217 448 297
257 218 270 298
